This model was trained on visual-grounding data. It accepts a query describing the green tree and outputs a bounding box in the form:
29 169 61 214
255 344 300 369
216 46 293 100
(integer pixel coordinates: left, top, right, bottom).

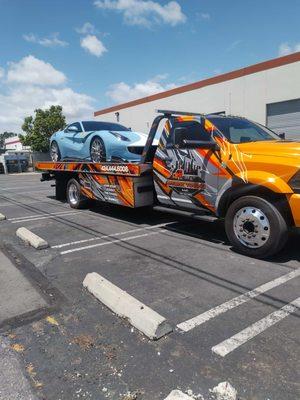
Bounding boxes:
20 105 66 152
0 131 16 149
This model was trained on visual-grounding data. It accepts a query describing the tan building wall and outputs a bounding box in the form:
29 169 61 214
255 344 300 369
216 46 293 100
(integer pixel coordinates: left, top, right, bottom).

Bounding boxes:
94 53 300 135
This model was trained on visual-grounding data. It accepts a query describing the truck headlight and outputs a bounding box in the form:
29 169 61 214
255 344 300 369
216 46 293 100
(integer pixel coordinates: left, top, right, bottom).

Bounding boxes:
289 171 300 193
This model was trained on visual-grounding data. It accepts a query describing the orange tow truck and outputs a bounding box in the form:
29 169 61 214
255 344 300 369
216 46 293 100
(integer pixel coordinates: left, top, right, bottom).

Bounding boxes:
36 110 300 258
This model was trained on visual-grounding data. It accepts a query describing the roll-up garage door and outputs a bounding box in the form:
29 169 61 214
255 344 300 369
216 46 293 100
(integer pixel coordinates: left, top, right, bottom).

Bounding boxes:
266 98 300 140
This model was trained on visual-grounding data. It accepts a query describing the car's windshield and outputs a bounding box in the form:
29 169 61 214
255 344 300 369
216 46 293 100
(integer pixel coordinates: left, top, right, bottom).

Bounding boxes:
207 117 279 144
82 121 130 132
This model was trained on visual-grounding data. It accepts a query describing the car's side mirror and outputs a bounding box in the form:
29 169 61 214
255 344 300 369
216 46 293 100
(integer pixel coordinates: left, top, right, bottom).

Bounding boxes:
67 126 79 133
278 132 286 140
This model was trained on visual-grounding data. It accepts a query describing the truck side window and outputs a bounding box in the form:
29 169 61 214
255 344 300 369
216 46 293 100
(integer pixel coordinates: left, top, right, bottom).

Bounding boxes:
171 121 210 147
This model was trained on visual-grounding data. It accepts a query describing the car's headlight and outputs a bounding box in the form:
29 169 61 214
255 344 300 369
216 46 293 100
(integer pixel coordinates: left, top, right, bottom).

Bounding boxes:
109 131 130 141
289 171 300 193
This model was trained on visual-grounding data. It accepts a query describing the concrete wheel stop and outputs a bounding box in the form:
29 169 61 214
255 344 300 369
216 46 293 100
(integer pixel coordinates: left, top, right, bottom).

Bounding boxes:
83 272 173 340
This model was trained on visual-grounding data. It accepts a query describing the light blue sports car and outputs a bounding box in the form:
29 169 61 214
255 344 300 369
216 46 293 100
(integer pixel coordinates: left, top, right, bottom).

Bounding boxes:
50 121 148 163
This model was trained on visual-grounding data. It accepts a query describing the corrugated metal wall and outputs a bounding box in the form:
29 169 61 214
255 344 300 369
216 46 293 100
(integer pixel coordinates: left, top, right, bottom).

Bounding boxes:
267 98 300 140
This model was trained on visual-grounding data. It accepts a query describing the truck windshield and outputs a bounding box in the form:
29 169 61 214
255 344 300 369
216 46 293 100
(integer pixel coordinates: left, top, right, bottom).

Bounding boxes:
82 121 130 132
207 117 279 144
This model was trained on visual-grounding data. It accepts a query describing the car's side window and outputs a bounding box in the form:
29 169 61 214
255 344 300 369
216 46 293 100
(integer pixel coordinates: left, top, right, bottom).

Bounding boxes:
170 120 211 147
65 122 82 133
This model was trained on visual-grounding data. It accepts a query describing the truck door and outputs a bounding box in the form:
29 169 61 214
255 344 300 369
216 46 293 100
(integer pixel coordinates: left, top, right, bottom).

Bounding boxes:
153 116 220 213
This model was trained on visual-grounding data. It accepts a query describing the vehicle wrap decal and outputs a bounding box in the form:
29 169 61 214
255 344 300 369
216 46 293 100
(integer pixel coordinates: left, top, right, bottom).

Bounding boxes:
153 157 171 178
154 115 249 213
78 172 135 207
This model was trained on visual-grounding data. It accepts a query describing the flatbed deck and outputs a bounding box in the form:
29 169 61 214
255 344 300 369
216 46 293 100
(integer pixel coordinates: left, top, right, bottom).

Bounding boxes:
35 161 154 208
35 161 152 177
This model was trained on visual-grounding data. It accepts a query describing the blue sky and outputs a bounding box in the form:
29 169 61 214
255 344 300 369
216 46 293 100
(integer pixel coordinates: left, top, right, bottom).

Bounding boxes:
1 0 300 132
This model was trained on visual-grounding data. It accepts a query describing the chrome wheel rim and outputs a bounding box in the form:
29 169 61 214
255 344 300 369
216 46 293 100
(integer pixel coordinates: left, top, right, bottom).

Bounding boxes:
50 142 59 162
90 138 104 162
233 206 270 248
68 183 79 205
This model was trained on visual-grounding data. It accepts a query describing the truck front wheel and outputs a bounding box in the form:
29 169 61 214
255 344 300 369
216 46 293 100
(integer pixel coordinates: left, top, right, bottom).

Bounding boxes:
67 178 88 209
225 196 288 259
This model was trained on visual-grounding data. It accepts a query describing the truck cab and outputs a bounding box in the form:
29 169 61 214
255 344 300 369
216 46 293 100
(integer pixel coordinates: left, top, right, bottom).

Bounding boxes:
150 111 300 258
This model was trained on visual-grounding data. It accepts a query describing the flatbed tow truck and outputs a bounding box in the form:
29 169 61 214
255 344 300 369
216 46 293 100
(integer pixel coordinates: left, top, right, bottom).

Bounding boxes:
36 110 300 259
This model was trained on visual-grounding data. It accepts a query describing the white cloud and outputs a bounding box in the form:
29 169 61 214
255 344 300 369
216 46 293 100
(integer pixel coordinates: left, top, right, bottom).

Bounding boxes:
278 42 300 56
23 32 68 47
226 39 242 52
0 67 4 79
7 55 66 86
0 56 95 132
80 35 107 57
94 0 186 27
76 22 110 38
76 22 97 35
106 75 176 103
199 12 210 20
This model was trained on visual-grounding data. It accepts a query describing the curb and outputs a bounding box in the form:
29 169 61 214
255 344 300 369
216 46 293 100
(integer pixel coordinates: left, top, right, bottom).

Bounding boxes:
164 390 194 400
16 227 49 250
0 213 6 221
83 272 172 340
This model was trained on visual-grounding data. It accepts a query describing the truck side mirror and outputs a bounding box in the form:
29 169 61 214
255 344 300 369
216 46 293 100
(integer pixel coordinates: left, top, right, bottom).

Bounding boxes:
278 132 286 140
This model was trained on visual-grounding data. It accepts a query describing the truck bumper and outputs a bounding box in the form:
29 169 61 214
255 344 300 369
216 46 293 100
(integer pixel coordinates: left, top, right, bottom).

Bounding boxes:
288 194 300 227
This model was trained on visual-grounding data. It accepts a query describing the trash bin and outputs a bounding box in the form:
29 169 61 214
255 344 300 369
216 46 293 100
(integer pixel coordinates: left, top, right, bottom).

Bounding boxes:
5 157 28 173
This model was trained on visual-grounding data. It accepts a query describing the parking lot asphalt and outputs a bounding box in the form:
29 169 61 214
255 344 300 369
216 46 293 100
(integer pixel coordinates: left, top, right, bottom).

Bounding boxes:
0 172 299 400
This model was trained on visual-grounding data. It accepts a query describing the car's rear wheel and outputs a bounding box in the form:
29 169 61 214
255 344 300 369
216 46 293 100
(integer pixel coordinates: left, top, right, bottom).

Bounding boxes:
50 141 61 162
90 137 106 163
67 178 88 209
225 195 288 259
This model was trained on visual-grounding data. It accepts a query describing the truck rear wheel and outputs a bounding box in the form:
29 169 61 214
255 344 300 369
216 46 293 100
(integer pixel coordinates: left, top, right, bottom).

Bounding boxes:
67 178 88 209
225 196 288 259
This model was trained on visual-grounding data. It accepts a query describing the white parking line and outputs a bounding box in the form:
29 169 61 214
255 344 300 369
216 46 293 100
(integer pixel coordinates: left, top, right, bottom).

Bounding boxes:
9 210 75 221
212 296 300 357
0 187 50 194
0 199 59 207
0 201 38 207
52 222 174 249
10 211 81 223
0 185 39 191
61 230 166 255
177 268 300 332
2 188 51 196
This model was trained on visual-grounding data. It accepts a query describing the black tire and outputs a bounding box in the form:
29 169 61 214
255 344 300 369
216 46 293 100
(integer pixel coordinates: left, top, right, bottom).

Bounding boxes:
225 196 288 259
50 141 61 162
90 137 106 162
66 178 88 209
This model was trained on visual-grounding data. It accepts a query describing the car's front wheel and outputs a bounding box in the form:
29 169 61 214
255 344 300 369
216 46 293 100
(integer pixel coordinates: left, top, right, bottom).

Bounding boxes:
225 195 288 259
90 137 106 163
50 141 61 162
